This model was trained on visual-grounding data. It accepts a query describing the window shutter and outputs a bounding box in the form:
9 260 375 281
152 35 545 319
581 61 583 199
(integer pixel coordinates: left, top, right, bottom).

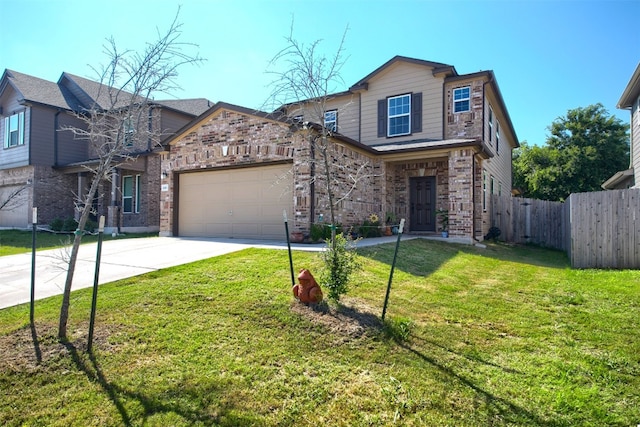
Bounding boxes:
377 99 387 138
3 117 8 148
411 92 422 133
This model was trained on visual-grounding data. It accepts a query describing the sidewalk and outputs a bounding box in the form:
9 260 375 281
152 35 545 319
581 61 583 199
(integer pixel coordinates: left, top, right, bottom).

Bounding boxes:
0 235 420 310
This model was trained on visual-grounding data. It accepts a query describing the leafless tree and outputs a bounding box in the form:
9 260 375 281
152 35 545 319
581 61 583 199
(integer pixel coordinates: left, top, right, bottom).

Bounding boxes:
267 22 379 246
57 9 203 339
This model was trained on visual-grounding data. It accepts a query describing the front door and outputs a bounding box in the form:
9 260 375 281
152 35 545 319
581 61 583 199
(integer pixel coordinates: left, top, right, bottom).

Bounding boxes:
410 176 436 232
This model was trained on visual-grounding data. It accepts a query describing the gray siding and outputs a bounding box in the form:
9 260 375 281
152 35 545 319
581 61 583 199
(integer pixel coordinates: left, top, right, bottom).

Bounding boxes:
632 96 640 188
56 112 88 165
0 86 29 169
28 105 55 165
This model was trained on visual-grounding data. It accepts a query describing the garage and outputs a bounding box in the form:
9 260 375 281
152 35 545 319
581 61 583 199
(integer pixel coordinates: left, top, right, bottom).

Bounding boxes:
177 163 293 239
0 185 29 228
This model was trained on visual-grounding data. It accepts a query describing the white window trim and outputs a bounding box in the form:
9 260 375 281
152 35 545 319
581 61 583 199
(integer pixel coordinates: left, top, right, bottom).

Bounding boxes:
135 174 141 214
388 94 411 137
3 111 25 148
122 175 134 214
453 86 471 113
496 121 500 154
488 106 493 143
324 110 337 132
482 170 487 212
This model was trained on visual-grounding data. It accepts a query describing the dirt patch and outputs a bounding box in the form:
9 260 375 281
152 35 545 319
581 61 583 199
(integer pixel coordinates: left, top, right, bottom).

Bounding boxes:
0 323 118 372
290 297 383 343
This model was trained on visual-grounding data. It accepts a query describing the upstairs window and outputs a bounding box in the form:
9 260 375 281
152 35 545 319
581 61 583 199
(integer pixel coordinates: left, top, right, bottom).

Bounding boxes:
453 86 470 113
123 117 135 147
496 121 500 154
488 107 493 143
3 111 25 148
324 110 337 132
378 93 422 138
388 94 411 136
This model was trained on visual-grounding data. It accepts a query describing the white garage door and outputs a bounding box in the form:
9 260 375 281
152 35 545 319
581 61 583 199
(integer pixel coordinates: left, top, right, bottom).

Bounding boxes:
0 185 29 228
178 163 294 239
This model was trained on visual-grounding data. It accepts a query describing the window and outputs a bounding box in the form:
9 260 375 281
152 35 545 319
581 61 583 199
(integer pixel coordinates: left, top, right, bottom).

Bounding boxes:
453 86 470 113
123 175 134 213
3 111 25 148
490 175 495 195
496 121 500 154
378 93 421 137
482 170 487 211
488 107 493 143
123 117 135 147
324 110 337 132
388 94 411 136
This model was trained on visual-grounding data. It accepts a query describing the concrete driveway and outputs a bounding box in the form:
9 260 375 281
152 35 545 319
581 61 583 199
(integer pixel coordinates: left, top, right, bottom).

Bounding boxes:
0 235 415 310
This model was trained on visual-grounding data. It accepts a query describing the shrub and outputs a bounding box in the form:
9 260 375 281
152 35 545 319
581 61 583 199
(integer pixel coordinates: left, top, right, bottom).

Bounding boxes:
63 217 78 232
319 233 361 301
49 218 65 232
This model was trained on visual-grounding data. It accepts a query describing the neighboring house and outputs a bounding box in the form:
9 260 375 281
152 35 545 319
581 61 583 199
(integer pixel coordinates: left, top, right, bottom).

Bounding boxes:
602 62 640 190
160 56 519 242
0 69 211 231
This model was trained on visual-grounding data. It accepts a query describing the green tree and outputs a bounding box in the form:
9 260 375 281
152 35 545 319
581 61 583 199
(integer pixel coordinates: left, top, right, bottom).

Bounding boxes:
513 104 629 201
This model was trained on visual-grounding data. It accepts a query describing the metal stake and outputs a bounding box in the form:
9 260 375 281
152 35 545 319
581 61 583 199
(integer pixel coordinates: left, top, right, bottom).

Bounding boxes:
382 219 405 321
283 210 295 288
87 216 105 352
30 208 37 325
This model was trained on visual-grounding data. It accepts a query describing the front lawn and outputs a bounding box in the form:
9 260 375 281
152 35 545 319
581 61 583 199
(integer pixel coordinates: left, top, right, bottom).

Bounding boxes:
1 240 638 426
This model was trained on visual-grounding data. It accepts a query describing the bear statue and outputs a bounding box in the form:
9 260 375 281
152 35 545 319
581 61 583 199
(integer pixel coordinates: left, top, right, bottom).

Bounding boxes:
292 269 323 304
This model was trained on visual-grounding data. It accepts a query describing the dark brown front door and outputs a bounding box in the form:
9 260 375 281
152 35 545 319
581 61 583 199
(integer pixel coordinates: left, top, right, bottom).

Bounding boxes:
410 176 436 231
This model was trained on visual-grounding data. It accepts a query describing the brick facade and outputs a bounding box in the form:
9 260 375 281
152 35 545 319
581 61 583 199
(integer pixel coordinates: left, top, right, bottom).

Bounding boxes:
160 109 384 236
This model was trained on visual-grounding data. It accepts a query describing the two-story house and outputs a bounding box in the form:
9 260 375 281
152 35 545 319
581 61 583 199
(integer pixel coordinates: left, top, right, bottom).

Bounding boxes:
602 62 639 190
0 69 211 232
160 56 519 241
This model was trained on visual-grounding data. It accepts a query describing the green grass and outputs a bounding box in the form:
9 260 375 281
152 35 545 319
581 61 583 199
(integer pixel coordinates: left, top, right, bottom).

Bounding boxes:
0 230 158 256
1 240 638 426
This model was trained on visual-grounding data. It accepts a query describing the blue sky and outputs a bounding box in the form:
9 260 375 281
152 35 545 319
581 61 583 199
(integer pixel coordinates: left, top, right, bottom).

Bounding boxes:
1 0 638 146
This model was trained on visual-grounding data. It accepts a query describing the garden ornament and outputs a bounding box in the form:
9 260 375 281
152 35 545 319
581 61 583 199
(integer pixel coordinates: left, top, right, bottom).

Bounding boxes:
293 269 323 304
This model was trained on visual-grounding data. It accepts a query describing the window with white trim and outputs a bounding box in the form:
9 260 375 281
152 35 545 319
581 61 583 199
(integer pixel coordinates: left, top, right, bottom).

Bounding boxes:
453 86 471 113
496 121 500 154
3 111 25 148
482 170 487 211
122 175 134 213
324 110 337 132
488 107 493 143
388 94 411 136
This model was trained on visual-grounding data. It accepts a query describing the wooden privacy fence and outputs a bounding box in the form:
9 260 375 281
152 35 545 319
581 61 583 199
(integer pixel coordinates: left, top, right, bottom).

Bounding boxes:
489 195 566 250
490 189 640 269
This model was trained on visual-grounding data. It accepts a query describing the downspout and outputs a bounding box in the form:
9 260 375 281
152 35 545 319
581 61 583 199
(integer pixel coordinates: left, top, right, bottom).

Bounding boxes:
54 110 61 166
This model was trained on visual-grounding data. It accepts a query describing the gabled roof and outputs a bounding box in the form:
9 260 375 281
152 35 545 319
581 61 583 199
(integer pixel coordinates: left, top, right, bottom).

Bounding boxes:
618 62 640 109
59 72 145 111
349 55 457 91
0 69 82 110
156 98 213 116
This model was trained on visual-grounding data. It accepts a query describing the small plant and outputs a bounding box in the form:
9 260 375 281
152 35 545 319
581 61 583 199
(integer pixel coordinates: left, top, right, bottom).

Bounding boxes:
385 211 397 225
484 226 501 242
310 223 324 242
359 213 382 238
435 209 449 232
319 233 361 301
384 316 414 342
